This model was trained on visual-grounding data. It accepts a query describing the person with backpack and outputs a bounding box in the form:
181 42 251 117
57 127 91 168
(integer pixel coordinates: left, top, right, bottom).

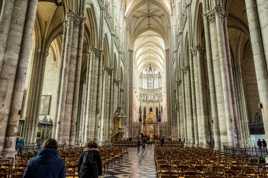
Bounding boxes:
78 142 102 178
23 138 65 178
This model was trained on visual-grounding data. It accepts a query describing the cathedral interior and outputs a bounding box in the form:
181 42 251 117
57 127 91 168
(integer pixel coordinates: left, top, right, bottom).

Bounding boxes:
1 0 268 177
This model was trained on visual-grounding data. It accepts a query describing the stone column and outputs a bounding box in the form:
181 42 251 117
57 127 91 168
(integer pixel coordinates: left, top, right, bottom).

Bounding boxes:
189 49 198 145
87 50 99 141
54 13 72 140
177 47 184 140
69 15 85 145
186 1 198 145
75 51 90 145
57 12 83 145
101 67 110 143
105 70 112 142
245 0 268 141
101 68 112 143
206 1 237 148
95 51 104 142
0 0 16 72
184 64 194 144
208 15 229 148
98 67 105 143
256 0 268 67
23 46 49 144
202 0 220 150
94 4 104 142
193 46 207 147
79 82 87 144
128 49 133 138
107 69 114 141
176 80 181 139
0 0 37 151
0 0 38 156
182 70 187 141
166 49 172 136
83 50 92 143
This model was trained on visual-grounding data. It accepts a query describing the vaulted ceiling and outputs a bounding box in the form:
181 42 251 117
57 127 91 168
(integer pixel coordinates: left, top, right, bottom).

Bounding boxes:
126 0 171 40
134 31 165 74
127 0 170 76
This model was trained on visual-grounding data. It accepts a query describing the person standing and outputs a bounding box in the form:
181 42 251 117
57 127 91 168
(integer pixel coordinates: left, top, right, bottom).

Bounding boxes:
262 139 267 151
160 137 165 146
16 137 24 155
257 139 262 149
36 137 42 151
137 138 141 153
142 136 146 152
78 142 102 178
23 138 65 178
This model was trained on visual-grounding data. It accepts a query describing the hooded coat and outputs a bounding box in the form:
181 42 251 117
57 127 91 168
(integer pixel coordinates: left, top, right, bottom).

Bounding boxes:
23 148 65 178
78 148 102 178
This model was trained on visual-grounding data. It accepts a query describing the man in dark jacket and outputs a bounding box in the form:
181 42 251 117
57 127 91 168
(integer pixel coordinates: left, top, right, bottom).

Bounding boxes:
23 138 65 178
257 139 262 149
78 142 102 178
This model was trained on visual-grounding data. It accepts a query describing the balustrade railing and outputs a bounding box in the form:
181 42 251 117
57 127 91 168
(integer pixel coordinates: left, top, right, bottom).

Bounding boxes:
223 146 268 156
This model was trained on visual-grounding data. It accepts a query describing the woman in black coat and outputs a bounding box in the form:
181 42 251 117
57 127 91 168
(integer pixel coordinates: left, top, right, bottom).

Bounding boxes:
78 142 102 178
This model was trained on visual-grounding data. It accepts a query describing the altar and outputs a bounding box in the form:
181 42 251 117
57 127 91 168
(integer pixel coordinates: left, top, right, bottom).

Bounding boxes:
143 111 159 139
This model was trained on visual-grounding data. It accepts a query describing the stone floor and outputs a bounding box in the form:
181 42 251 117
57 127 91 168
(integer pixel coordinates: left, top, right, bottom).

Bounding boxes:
104 144 156 178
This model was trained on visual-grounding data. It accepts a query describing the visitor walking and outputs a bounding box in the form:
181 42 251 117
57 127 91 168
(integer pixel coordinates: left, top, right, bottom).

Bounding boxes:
142 136 146 152
78 142 102 178
16 137 24 155
262 139 267 149
160 137 165 146
257 139 262 149
23 138 65 178
36 137 42 151
137 138 141 153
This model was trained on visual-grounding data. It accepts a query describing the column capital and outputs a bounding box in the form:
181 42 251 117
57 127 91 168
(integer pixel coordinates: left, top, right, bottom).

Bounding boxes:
181 66 190 73
191 47 197 56
83 49 92 55
66 12 84 24
114 79 120 85
176 79 182 85
104 66 113 75
93 48 102 58
192 45 205 56
205 4 226 22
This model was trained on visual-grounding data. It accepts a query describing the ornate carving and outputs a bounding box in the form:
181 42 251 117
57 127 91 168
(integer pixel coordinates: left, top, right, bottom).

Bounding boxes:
66 12 84 25
104 66 113 75
177 79 182 85
205 4 226 23
206 10 216 22
191 47 197 56
114 79 120 85
182 65 190 73
93 48 102 58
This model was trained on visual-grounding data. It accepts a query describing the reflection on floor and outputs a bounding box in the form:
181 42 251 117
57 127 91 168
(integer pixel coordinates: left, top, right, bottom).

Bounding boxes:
104 145 156 178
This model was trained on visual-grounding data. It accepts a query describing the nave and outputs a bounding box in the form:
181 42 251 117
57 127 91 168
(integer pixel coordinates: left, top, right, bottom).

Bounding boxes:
1 0 268 177
104 146 156 178
2 142 268 178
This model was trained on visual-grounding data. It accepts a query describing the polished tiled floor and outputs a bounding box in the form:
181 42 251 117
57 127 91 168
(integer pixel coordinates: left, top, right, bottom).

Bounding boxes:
104 145 156 178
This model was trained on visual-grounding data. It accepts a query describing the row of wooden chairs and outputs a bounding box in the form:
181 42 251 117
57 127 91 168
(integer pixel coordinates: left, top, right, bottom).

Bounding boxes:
63 146 127 178
112 140 138 147
155 145 268 178
0 146 128 178
0 157 28 178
